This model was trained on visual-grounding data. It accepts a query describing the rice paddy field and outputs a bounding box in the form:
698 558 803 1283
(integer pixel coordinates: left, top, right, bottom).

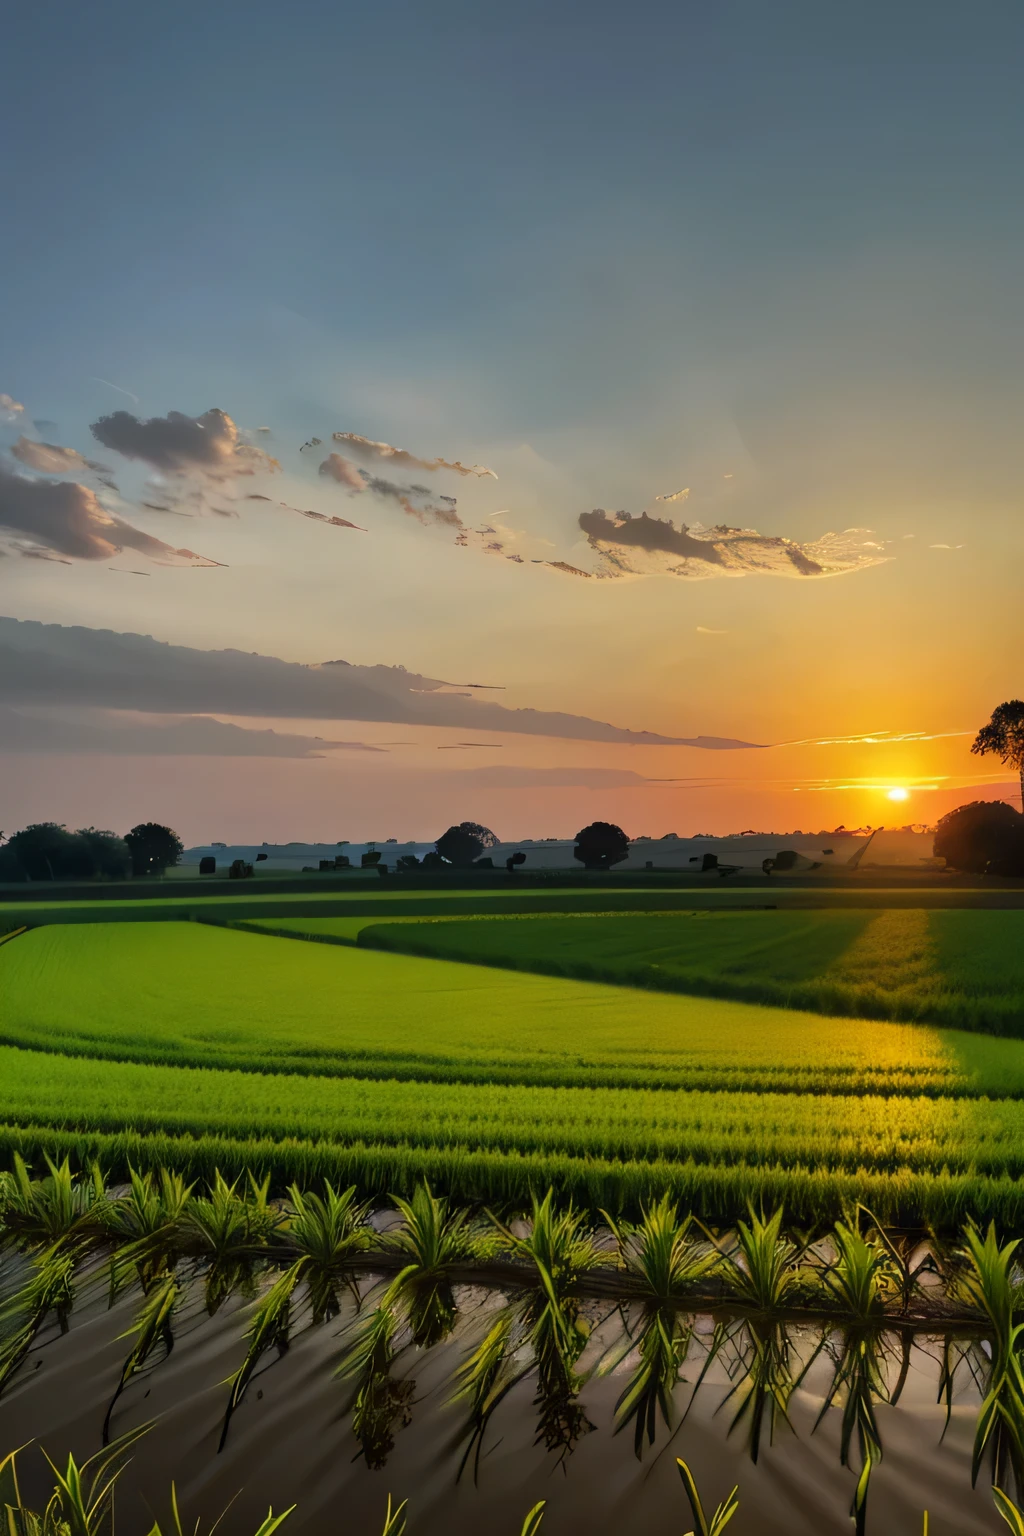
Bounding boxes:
254 907 1024 1035
2 910 1024 1225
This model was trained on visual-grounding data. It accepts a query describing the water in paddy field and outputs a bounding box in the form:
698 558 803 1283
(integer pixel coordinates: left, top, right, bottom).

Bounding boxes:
0 1275 1004 1536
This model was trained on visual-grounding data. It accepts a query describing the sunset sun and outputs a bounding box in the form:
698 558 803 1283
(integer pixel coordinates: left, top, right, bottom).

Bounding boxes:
886 787 910 802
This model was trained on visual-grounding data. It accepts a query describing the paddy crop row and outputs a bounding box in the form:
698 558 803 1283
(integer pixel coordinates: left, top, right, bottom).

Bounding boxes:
7 1040 1024 1177
334 906 1024 1037
6 922 1024 1099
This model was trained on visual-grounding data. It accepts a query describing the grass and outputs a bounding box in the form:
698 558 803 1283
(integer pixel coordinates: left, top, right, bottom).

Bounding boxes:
9 1044 1024 1177
326 908 1024 1037
3 920 1020 1098
5 917 1024 1225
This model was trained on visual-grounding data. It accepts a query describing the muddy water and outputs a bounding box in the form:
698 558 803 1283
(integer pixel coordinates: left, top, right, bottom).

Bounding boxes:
0 1283 1003 1536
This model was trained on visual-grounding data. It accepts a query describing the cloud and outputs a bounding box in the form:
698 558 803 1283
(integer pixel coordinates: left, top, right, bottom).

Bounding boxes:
90 407 280 478
0 466 221 565
1 394 25 422
544 560 592 577
578 509 887 581
360 473 463 528
280 501 366 531
332 431 497 479
11 436 93 475
318 453 366 491
0 705 384 758
0 615 729 745
696 626 729 634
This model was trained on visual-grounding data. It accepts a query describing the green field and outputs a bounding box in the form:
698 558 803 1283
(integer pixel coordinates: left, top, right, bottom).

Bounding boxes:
3 919 1024 1224
2 920 1017 1096
251 908 1024 1037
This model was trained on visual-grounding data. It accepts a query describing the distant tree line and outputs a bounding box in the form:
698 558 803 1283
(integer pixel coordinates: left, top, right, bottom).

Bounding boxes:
3 698 1017 885
0 822 183 882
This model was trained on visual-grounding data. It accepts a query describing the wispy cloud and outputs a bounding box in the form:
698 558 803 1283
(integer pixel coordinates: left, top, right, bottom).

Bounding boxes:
0 705 385 757
332 431 497 479
776 728 974 747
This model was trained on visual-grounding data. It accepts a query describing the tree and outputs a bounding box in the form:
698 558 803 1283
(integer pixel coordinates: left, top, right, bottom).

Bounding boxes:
76 828 132 881
933 800 1024 876
972 701 1024 812
573 821 630 871
124 822 184 878
435 822 498 868
5 823 94 881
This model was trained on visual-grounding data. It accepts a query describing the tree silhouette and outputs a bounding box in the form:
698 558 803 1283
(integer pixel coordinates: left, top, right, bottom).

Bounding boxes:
5 824 92 881
573 821 630 871
124 822 184 878
972 701 1024 811
76 828 131 880
435 822 498 868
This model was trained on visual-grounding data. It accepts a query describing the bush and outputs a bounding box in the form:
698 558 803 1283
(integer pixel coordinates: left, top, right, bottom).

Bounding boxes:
934 800 1024 876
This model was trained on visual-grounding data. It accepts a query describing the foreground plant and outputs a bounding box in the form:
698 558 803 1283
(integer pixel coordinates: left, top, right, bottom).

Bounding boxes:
385 1182 484 1349
677 1457 739 1535
954 1223 1024 1494
219 1181 372 1447
715 1206 815 1314
0 1156 112 1397
602 1197 715 1455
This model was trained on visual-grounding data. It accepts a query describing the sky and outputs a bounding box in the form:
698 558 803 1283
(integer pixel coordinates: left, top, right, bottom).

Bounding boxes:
1 0 1023 844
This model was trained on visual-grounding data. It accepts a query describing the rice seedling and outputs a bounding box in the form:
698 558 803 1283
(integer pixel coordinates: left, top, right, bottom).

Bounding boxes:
714 1207 817 1314
0 1155 108 1255
185 1172 282 1314
0 1429 291 1536
218 1182 373 1446
336 1286 417 1470
102 1271 180 1443
601 1197 717 1455
104 1166 193 1298
605 1194 717 1304
0 1425 152 1536
610 1308 692 1457
812 1325 890 1532
0 1246 78 1394
821 1219 899 1323
676 1457 739 1535
386 1181 488 1276
0 1157 116 1398
494 1189 601 1293
450 1311 526 1480
953 1224 1024 1495
713 1317 798 1464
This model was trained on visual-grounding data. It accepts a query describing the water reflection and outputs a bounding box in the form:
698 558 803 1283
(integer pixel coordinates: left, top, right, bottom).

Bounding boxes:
1 1270 1015 1533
